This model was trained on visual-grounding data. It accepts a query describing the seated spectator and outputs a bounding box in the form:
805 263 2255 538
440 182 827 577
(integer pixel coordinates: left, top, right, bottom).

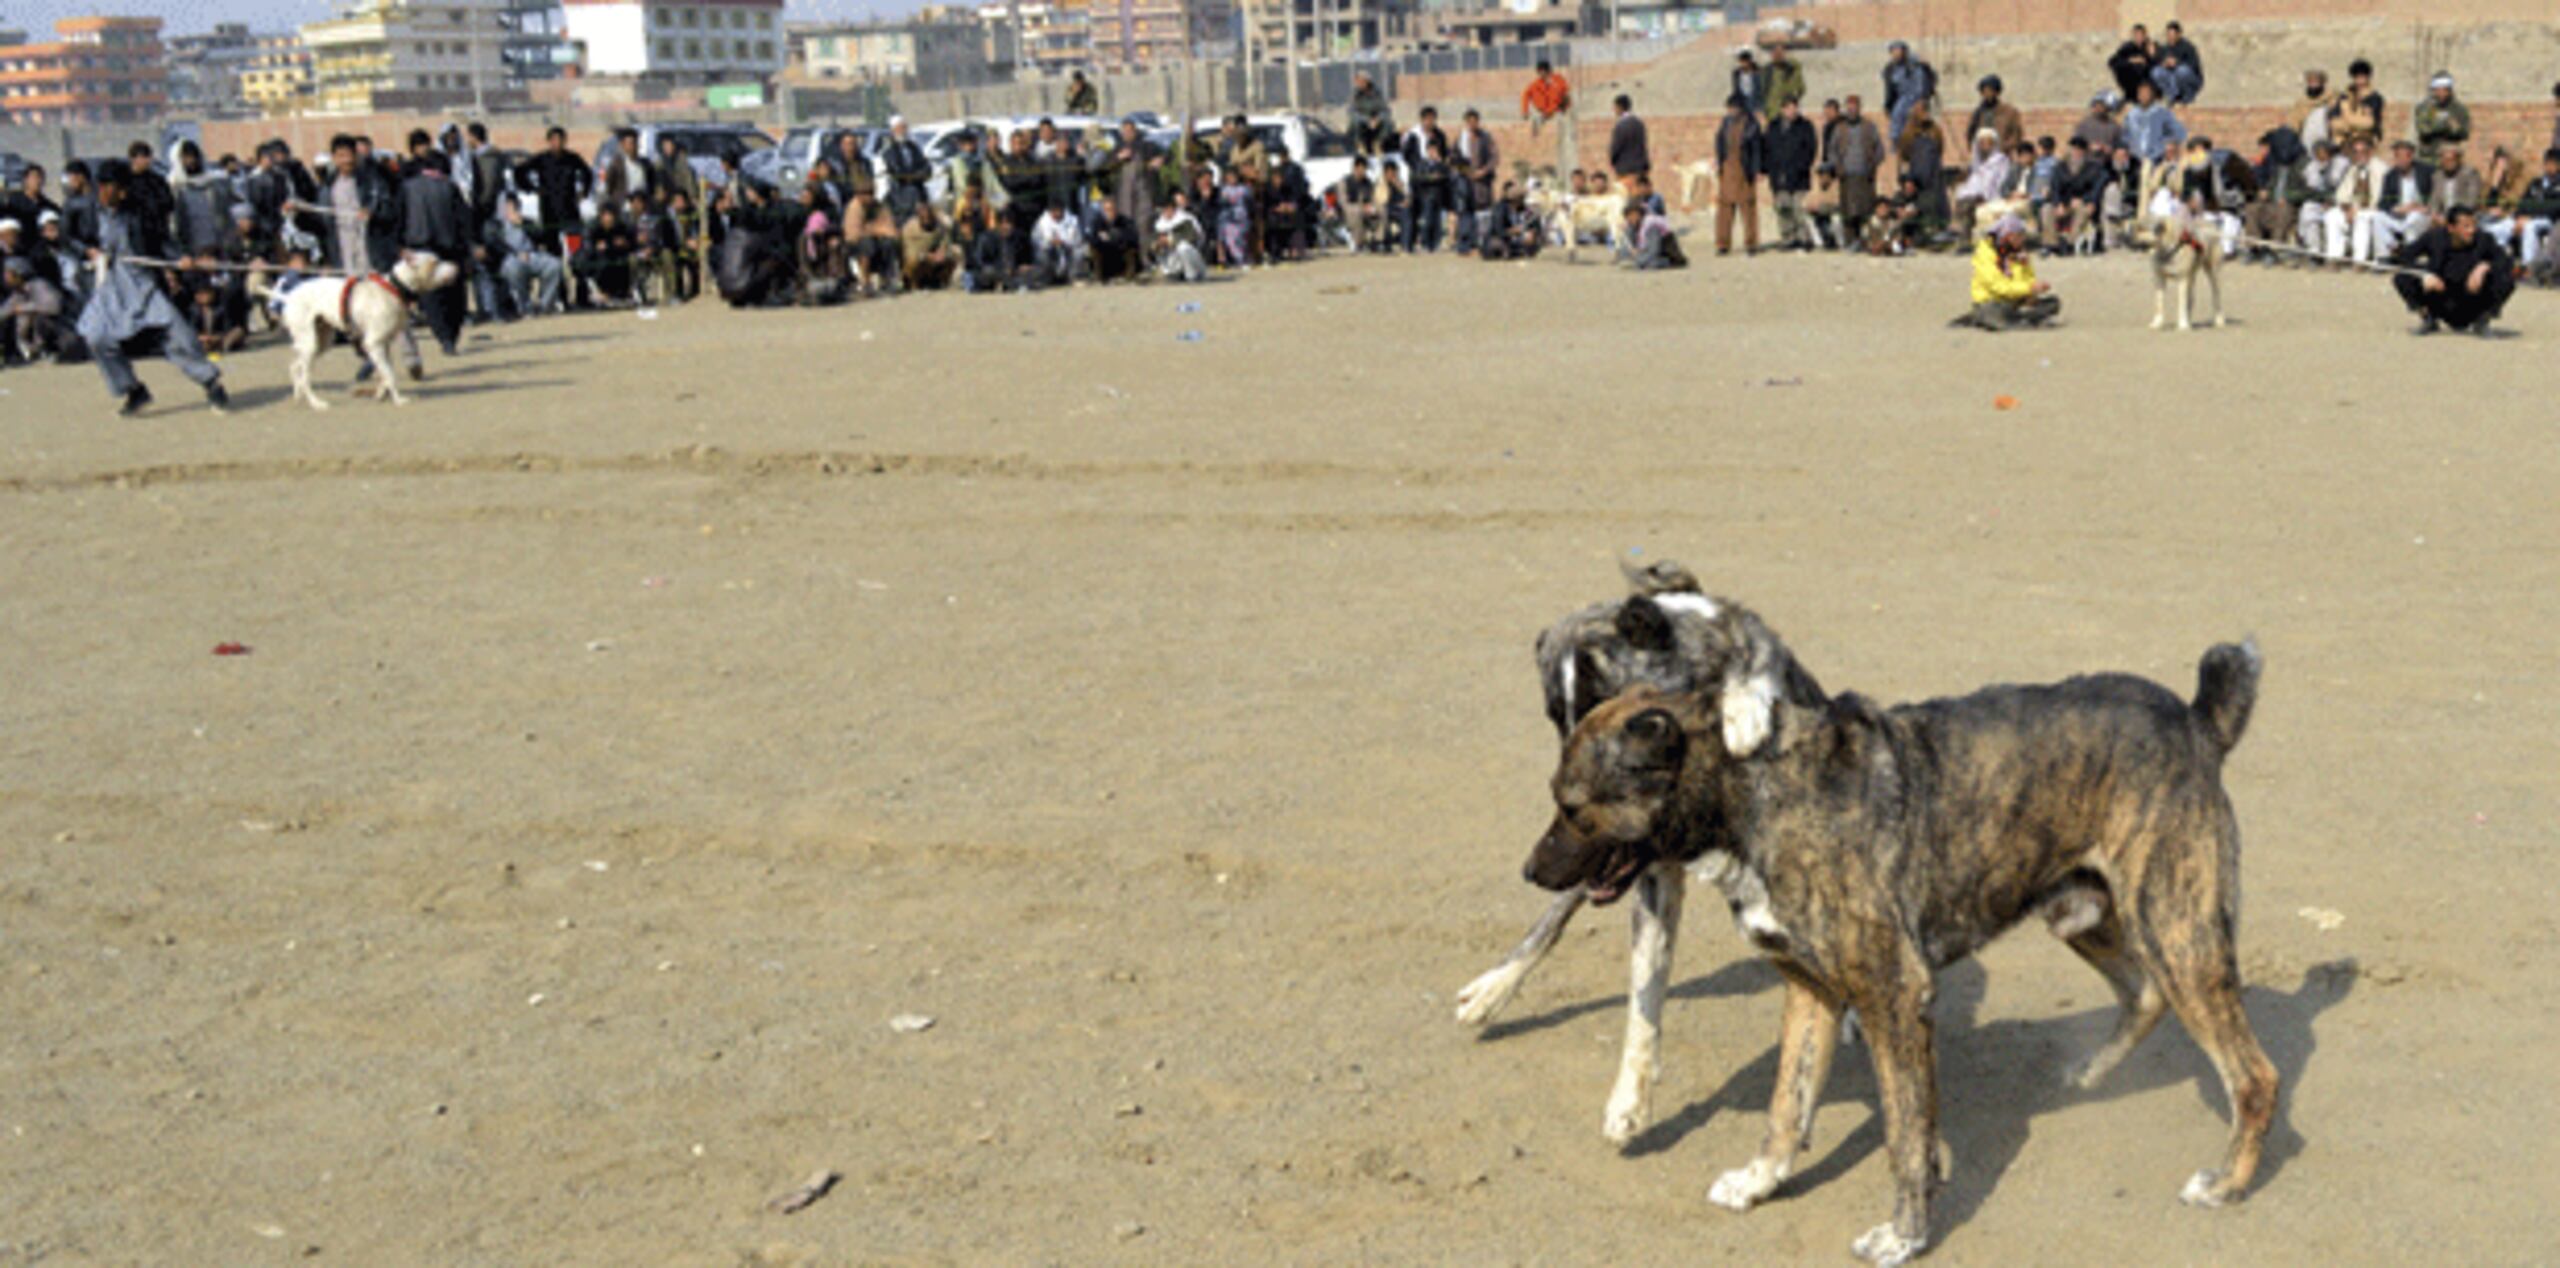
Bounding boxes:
1954 215 2059 329
1629 173 1666 217
1618 201 1687 270
2070 93 2125 158
1088 195 1140 282
1030 203 1089 285
2394 205 2513 335
2177 136 2256 258
576 206 643 306
2323 136 2390 264
489 198 563 317
2506 149 2560 274
2428 145 2485 227
1865 173 1939 254
1152 191 1209 282
2047 137 2112 254
1951 128 2013 235
848 194 904 296
2296 139 2346 261
964 206 1031 293
1265 158 1312 263
2245 128 2316 263
796 207 841 300
1480 182 1542 260
1 255 66 364
900 203 959 291
659 190 703 303
2362 140 2434 263
2150 20 2204 105
1335 157 1382 252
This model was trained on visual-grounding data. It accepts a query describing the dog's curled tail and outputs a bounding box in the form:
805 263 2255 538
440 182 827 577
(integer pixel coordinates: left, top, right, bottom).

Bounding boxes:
2192 637 2262 754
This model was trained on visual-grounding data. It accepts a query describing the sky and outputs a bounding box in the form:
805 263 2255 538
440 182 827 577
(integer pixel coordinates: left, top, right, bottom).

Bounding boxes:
3 0 934 37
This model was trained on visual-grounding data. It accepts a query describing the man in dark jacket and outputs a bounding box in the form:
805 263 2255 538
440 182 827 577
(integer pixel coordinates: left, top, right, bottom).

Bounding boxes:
1349 74 1394 157
517 127 594 255
122 142 176 260
1 163 58 231
1608 95 1650 194
2151 20 2204 105
2107 25 2154 101
2395 205 2512 334
1088 192 1139 281
1765 97 1819 250
880 117 934 223
1713 92 1763 255
401 152 472 355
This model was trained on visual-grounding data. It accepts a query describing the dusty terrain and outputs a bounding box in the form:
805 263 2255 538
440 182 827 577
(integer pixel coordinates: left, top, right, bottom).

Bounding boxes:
3 249 2555 1265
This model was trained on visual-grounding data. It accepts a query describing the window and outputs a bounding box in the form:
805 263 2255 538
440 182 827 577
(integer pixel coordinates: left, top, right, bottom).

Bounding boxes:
684 38 701 57
733 38 748 58
656 39 673 58
680 8 698 26
756 11 772 29
757 40 773 59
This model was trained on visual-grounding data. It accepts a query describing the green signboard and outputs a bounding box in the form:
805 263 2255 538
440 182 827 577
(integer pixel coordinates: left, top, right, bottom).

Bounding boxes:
707 83 766 110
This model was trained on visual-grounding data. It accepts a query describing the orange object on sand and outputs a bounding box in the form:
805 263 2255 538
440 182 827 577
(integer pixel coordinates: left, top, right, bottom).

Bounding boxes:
1993 395 2020 410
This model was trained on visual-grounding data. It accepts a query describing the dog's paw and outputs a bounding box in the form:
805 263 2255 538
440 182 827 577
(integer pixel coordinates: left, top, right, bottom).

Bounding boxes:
2148 316 2167 331
2176 320 2194 332
1601 1084 1650 1148
2212 315 2228 329
1453 963 1525 1026
1708 1158 1781 1211
1852 1222 1925 1267
2180 1169 2233 1208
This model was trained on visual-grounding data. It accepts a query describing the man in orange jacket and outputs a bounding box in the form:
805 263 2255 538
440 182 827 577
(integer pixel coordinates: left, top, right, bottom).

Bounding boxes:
1523 61 1576 175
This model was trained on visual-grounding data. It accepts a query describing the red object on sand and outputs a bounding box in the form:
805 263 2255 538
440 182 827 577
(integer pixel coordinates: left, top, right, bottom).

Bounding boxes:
213 643 251 656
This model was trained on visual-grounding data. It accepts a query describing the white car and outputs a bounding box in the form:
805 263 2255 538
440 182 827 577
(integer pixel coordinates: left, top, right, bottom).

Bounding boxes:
1187 113 1401 199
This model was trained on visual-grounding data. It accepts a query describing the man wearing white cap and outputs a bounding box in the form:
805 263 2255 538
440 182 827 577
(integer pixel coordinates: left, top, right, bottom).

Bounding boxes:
2414 74 2470 167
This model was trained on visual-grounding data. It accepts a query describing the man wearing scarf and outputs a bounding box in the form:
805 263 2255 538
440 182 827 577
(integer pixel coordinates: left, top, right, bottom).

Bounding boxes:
1955 214 2057 329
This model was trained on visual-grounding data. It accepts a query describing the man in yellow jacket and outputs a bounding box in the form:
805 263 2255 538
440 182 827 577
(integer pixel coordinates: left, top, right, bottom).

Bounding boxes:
1956 214 2059 329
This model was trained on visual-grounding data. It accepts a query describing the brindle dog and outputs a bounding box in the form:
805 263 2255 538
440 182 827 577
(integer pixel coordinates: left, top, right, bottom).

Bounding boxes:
1525 600 2274 1266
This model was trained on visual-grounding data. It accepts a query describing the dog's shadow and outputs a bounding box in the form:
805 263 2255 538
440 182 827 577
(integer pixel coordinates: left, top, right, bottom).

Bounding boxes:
1610 956 2353 1247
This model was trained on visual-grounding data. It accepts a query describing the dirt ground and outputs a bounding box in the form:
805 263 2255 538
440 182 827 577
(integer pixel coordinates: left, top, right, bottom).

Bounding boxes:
3 249 2555 1266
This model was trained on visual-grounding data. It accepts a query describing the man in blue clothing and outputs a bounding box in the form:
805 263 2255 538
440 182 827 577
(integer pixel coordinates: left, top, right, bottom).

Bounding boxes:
77 165 229 417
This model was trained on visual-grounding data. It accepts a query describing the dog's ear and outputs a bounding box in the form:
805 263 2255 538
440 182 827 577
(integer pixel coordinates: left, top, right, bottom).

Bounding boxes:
1619 555 1704 597
1615 594 1675 651
1718 613 1787 759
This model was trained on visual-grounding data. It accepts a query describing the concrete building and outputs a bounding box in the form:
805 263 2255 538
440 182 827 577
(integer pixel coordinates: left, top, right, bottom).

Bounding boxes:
1089 0 1236 68
165 22 258 114
240 35 316 117
0 16 168 127
302 0 513 114
564 0 785 86
1440 0 1601 45
499 0 578 80
979 1 1091 76
789 17 993 88
1247 0 1408 59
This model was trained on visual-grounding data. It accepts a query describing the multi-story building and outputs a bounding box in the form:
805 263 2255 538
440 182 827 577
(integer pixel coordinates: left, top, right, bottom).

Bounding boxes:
1439 0 1600 45
564 0 785 86
0 16 167 127
1087 0 1234 68
240 34 315 117
978 1 1090 76
302 0 514 114
788 17 993 88
166 21 258 113
499 0 578 79
1246 0 1408 59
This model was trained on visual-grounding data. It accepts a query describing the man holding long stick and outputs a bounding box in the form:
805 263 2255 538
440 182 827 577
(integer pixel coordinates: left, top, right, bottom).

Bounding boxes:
77 164 230 417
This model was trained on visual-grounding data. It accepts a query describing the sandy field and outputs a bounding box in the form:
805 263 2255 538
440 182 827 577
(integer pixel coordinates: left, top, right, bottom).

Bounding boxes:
3 248 2556 1266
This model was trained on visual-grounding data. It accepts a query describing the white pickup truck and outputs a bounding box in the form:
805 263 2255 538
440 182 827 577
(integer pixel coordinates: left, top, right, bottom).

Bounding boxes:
1188 113 1403 196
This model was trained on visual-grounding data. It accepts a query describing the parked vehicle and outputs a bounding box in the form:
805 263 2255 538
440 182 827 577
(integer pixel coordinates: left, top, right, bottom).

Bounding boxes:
595 122 776 191
1187 114 1400 198
741 125 886 192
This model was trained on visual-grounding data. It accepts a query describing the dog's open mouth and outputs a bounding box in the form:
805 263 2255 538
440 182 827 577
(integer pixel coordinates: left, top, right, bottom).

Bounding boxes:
1584 852 1649 906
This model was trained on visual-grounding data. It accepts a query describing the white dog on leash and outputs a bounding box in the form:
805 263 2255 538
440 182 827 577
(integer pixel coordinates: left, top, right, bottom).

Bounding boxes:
251 252 460 410
2146 198 2227 332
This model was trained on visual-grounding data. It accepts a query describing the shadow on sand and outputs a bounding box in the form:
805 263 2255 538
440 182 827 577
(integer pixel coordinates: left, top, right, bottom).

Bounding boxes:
1481 952 2356 1251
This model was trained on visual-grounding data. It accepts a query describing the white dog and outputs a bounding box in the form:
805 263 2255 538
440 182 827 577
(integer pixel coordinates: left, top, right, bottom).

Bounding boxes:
2147 202 2227 332
250 252 460 410
1525 176 1631 264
